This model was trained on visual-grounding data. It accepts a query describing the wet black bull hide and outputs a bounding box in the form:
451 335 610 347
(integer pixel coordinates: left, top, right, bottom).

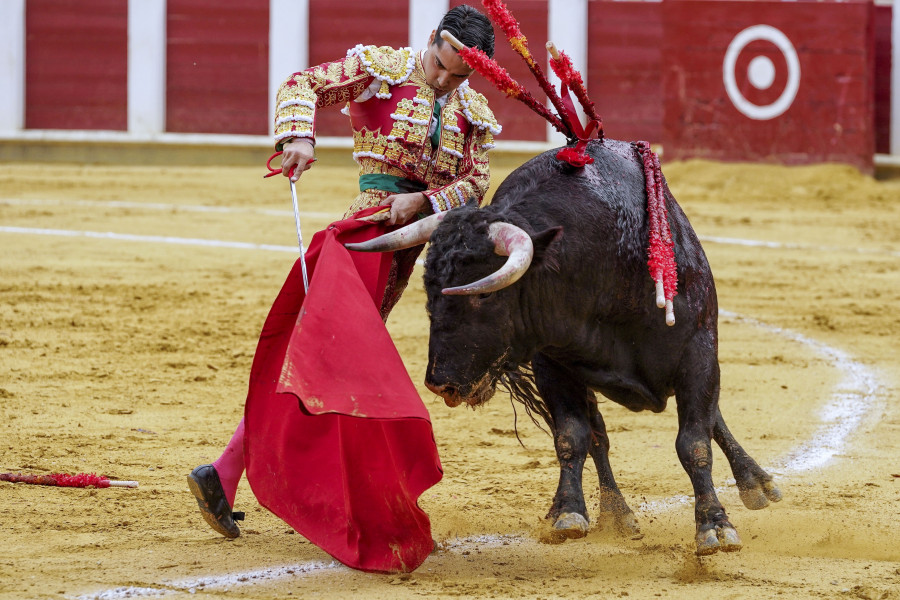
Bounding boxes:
346 139 781 555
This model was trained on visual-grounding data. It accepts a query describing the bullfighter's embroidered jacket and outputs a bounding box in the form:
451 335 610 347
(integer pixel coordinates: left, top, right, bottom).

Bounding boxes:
274 44 501 215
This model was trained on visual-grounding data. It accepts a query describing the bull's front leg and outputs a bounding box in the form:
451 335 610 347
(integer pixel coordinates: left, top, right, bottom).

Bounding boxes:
532 353 592 541
674 344 742 555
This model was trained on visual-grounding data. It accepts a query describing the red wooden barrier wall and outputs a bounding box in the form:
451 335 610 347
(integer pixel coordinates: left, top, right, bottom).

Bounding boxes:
662 0 875 173
587 0 663 145
25 0 128 131
874 3 892 155
166 0 269 135
308 0 409 137
17 0 891 166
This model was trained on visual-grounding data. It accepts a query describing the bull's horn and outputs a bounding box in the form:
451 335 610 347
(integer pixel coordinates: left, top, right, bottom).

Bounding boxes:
345 211 446 252
442 222 534 295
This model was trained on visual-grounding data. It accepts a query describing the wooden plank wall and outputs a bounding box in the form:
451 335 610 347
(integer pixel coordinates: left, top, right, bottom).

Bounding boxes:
874 3 892 154
166 0 269 135
18 0 892 164
25 0 128 131
587 0 663 145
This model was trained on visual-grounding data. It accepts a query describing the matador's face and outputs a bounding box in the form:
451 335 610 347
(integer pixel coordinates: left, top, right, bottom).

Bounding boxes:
424 30 474 99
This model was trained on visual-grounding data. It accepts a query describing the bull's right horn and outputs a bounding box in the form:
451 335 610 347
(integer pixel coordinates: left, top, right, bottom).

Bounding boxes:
345 211 446 252
442 222 534 295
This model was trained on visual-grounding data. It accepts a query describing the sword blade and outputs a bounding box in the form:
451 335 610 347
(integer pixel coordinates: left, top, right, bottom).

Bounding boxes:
290 179 310 292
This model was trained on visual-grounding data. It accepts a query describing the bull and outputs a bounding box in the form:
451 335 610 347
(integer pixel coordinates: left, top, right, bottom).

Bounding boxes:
347 139 781 555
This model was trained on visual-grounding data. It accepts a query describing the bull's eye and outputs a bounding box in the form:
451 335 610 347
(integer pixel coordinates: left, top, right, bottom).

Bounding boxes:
477 292 492 300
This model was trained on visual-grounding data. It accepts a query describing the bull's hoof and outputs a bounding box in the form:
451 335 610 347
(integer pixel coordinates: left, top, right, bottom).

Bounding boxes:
596 496 642 538
738 480 783 510
540 512 589 545
738 487 769 510
718 526 743 552
695 526 743 555
763 480 783 502
696 528 719 555
614 511 643 539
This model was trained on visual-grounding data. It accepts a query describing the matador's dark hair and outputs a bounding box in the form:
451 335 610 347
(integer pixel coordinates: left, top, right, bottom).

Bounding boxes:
435 4 496 59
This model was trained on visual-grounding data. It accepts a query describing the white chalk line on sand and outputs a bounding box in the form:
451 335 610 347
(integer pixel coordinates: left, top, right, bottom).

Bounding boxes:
636 310 883 513
0 197 341 220
699 234 900 259
72 538 529 600
6 223 875 598
3 225 898 276
2 197 898 258
722 312 880 474
72 313 880 600
0 226 302 253
72 561 341 599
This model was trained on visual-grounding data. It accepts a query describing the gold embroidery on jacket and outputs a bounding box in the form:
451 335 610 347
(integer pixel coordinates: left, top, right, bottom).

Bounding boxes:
275 46 500 213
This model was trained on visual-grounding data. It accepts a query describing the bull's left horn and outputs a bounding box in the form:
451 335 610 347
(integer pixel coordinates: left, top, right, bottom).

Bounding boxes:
345 212 446 253
442 222 534 295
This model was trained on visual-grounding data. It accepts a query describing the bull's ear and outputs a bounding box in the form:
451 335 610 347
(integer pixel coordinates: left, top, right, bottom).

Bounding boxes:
531 226 563 270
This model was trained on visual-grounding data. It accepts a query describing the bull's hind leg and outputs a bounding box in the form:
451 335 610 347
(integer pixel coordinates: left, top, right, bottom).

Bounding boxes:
532 354 593 541
713 408 782 509
586 399 642 537
674 341 742 555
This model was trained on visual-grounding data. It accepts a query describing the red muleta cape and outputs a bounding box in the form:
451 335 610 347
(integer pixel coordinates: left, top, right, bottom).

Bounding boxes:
243 208 443 573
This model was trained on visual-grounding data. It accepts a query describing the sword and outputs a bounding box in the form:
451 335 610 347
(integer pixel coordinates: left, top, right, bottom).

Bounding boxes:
265 152 316 293
288 174 309 292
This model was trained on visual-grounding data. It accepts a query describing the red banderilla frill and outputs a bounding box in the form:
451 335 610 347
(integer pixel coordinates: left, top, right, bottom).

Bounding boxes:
1 472 139 488
637 141 678 326
547 42 603 167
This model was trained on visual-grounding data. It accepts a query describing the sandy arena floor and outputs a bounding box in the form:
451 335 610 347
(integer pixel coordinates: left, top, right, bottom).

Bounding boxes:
1 151 899 599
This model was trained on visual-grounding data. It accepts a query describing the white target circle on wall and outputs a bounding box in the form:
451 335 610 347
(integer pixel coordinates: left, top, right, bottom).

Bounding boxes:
723 24 801 120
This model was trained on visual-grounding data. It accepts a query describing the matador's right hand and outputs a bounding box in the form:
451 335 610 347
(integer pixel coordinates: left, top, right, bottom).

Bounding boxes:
281 138 316 182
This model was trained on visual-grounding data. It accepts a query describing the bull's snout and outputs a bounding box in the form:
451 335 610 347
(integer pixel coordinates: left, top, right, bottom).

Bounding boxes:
425 381 464 407
425 372 497 407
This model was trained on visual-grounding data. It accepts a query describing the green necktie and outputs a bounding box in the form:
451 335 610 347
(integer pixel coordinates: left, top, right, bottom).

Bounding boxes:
430 101 442 148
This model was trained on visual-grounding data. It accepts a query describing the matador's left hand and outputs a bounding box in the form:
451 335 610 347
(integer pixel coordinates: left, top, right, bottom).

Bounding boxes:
380 192 428 226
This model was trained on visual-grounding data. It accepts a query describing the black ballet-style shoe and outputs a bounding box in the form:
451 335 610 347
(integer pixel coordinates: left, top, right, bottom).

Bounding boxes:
187 464 244 539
